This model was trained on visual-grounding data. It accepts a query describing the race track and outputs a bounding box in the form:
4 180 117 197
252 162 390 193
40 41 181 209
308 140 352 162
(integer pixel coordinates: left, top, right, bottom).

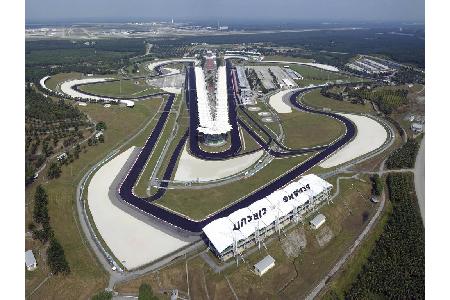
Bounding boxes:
117 65 357 233
63 59 358 234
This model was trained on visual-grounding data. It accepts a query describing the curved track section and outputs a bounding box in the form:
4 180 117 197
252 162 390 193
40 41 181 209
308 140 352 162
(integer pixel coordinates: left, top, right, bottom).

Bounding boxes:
118 89 356 233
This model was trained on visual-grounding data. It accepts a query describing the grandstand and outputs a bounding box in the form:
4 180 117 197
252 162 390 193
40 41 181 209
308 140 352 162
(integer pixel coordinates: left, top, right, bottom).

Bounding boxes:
195 66 232 145
235 66 253 105
203 174 333 261
225 50 263 61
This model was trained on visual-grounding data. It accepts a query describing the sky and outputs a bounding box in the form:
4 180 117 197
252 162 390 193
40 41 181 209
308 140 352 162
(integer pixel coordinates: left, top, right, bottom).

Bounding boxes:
26 0 424 24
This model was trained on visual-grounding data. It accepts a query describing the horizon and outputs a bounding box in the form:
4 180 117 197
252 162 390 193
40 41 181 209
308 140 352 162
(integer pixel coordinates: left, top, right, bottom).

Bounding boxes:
26 0 424 24
24 18 425 27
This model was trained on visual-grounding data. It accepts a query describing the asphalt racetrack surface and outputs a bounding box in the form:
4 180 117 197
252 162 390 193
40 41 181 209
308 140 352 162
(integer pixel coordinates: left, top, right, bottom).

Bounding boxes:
117 67 356 232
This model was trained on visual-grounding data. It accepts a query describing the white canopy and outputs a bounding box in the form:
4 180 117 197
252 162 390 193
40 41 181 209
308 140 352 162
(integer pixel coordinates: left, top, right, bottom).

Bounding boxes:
202 217 235 254
203 174 332 254
247 198 277 230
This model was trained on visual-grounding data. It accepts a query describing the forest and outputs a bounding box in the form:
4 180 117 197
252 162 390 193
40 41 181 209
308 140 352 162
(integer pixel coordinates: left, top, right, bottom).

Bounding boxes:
25 86 92 184
346 173 424 299
386 138 420 169
349 87 409 114
25 39 145 82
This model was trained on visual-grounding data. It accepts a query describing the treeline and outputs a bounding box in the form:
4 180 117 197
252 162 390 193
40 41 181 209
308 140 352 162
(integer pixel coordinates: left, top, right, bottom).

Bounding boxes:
392 67 425 85
26 39 145 82
370 174 383 196
91 283 159 300
346 173 424 299
26 86 85 121
29 185 70 275
25 87 91 184
167 26 424 67
26 38 146 53
320 86 366 105
386 138 420 169
149 43 191 58
349 88 408 114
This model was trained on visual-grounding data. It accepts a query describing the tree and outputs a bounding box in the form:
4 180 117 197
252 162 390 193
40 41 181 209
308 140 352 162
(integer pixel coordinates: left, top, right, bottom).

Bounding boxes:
138 283 158 300
25 160 36 185
371 174 383 196
33 185 49 224
47 238 70 275
74 144 81 159
47 162 61 179
91 291 113 300
98 135 105 143
96 121 107 131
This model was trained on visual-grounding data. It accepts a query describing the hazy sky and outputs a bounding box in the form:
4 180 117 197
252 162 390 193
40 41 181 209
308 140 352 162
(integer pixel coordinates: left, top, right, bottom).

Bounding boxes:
26 0 424 23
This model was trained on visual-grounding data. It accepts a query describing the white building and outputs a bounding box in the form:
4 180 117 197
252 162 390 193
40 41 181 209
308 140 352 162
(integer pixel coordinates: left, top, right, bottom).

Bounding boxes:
411 123 424 133
254 255 275 276
25 250 37 271
57 152 68 161
203 174 332 261
310 213 326 230
95 131 104 139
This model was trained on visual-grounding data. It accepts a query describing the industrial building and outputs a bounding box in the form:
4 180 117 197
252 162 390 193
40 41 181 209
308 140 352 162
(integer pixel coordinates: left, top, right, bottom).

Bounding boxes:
225 50 263 61
411 122 424 133
203 174 333 261
310 213 326 230
283 67 303 80
25 250 37 271
254 255 275 276
235 66 253 105
346 57 395 75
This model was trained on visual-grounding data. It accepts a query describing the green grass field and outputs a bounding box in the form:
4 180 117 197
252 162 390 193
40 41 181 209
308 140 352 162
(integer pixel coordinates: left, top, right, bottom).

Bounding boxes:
263 55 315 63
279 109 346 149
78 79 161 98
133 112 178 197
323 198 392 299
301 89 374 114
156 154 311 220
25 98 163 299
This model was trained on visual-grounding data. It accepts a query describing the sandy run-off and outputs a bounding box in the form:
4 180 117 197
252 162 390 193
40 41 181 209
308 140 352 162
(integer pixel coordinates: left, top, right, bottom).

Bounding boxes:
88 147 189 270
60 78 115 101
262 61 339 72
174 146 264 182
320 114 387 168
146 58 199 72
162 87 182 94
269 89 296 113
162 67 180 76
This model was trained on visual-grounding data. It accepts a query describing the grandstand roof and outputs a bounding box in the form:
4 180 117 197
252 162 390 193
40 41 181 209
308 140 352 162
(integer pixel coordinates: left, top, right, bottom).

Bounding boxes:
195 66 232 135
203 174 332 253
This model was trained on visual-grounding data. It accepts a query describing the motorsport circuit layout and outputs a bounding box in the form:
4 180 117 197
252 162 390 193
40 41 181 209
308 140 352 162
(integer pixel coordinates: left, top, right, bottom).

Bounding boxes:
65 59 357 234
107 59 357 234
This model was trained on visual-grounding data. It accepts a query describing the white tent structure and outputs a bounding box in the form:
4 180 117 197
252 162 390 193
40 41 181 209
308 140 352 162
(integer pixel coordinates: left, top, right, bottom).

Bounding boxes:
203 174 332 261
